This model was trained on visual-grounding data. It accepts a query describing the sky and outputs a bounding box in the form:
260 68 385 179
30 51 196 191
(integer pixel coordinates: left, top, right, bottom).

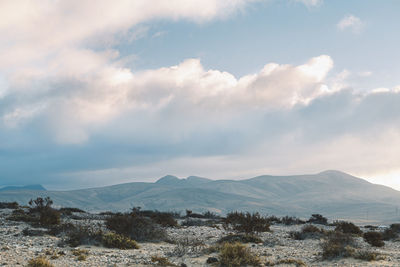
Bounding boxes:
1 0 400 190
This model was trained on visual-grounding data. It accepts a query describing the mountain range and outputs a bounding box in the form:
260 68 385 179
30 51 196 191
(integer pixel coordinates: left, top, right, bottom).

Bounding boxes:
1 170 400 223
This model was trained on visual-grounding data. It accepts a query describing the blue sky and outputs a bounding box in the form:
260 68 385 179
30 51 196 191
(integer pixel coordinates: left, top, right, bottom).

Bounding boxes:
1 0 400 190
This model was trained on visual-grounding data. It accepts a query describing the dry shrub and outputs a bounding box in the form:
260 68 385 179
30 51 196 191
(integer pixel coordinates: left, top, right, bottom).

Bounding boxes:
65 224 103 247
27 256 54 267
169 237 205 257
281 216 305 225
219 242 261 267
0 202 19 209
217 234 262 244
307 214 328 225
334 221 362 235
150 256 177 266
102 232 139 249
321 231 355 259
265 258 306 267
223 212 270 234
105 213 167 242
290 224 325 240
363 231 384 247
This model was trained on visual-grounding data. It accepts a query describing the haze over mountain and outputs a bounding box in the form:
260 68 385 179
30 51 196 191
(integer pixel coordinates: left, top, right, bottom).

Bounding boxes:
0 184 46 192
1 170 399 223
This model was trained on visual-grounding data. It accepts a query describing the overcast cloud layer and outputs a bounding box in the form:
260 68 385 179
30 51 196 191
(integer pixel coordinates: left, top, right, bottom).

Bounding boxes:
1 0 400 189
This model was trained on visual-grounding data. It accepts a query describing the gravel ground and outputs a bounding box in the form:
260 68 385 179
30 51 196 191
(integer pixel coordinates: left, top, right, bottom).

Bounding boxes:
1 208 399 266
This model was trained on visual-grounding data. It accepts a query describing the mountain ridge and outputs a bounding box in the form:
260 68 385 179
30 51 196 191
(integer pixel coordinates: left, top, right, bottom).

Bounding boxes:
1 170 399 223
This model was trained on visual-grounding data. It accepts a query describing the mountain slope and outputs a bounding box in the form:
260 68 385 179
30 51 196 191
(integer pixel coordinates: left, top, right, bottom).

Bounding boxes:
1 170 400 223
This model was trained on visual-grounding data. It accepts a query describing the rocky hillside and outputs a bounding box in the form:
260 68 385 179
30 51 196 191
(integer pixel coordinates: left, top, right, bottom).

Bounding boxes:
1 170 400 223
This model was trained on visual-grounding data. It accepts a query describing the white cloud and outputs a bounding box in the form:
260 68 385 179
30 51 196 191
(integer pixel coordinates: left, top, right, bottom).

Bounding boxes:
2 0 400 189
337 15 364 33
295 0 322 7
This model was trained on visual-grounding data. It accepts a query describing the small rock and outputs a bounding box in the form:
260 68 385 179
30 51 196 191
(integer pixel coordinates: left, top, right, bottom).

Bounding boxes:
206 257 219 264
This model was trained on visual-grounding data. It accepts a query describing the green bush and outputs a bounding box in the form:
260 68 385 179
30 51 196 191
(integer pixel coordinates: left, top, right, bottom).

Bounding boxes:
223 212 270 234
363 231 384 247
102 232 139 249
219 242 261 267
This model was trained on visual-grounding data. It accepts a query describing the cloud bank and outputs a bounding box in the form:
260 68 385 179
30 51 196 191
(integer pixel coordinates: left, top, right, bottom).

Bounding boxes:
1 0 400 189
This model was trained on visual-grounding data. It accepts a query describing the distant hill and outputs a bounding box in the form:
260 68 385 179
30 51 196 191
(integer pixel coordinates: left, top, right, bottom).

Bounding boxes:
1 171 400 223
0 184 46 192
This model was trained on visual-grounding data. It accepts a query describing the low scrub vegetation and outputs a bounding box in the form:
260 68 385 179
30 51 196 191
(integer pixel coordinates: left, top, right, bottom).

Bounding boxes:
217 233 263 244
223 212 270 234
265 258 306 267
132 207 178 227
0 202 19 209
218 242 261 267
280 216 306 225
363 231 384 247
105 212 167 242
334 221 362 235
8 197 60 227
102 232 139 249
64 224 103 247
307 214 328 225
27 256 54 267
321 231 356 259
59 207 85 215
150 256 177 266
290 224 325 240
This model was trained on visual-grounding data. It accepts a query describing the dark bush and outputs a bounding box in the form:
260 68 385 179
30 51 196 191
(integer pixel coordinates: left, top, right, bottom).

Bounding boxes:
307 214 328 225
223 212 270 234
363 231 384 247
7 208 38 223
105 213 167 242
265 215 281 224
217 234 263 244
390 223 400 232
289 225 325 240
382 228 398 240
281 216 305 225
353 250 380 261
26 197 60 226
64 225 103 247
334 221 362 235
0 202 19 209
47 222 76 236
321 231 355 259
181 218 208 227
364 225 378 230
202 211 221 219
22 228 47 236
59 207 85 215
39 208 61 226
